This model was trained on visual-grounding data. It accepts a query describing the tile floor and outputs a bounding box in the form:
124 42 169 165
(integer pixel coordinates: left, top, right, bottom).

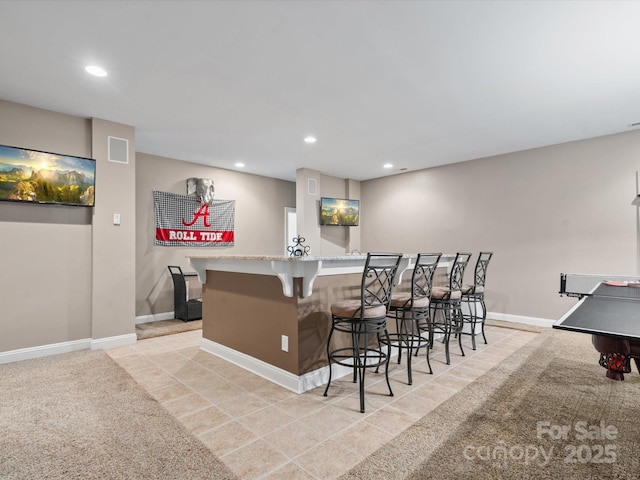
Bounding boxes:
107 325 538 480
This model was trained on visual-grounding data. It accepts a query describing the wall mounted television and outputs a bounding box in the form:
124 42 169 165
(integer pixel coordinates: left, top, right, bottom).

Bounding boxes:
319 197 360 226
0 144 95 207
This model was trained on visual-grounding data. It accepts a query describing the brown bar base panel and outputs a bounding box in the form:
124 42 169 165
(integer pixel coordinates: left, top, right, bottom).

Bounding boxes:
202 270 362 376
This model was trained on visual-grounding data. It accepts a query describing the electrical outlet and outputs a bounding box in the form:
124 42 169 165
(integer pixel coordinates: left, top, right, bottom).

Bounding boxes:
281 335 288 352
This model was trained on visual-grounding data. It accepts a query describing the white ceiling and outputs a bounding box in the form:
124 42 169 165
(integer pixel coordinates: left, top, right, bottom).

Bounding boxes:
1 0 640 182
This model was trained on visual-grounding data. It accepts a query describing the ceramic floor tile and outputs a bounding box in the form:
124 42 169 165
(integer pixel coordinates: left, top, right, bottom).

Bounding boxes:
145 351 195 374
214 360 258 381
472 350 507 365
434 372 473 391
129 366 179 391
260 461 316 480
262 422 327 458
446 364 487 381
385 373 424 396
197 421 257 456
250 381 297 403
109 353 156 372
105 344 137 358
466 358 500 372
410 382 457 405
293 440 362 480
221 439 290 479
227 371 278 392
237 405 296 437
178 405 232 435
193 380 248 405
273 393 328 419
148 381 193 403
216 391 272 418
190 350 231 370
303 404 370 436
362 404 418 437
330 419 395 457
491 344 518 354
111 324 541 480
388 390 439 419
332 389 388 413
161 392 211 418
171 362 216 384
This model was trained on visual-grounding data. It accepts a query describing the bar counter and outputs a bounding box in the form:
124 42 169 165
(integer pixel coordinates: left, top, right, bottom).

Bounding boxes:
187 254 453 393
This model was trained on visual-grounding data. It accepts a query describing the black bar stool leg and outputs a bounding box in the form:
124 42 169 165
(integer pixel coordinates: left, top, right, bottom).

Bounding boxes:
481 297 488 344
323 324 335 397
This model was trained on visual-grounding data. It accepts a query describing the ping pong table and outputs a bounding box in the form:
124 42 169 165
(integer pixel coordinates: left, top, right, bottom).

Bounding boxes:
554 273 640 380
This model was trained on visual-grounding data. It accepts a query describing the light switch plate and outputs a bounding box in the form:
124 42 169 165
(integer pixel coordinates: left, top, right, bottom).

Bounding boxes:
113 213 121 225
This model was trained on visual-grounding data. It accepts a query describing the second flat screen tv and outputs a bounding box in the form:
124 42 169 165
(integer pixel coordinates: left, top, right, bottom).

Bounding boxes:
319 197 359 226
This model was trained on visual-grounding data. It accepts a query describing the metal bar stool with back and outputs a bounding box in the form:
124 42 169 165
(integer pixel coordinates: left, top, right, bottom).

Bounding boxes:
378 253 441 385
425 252 472 365
323 253 403 413
460 252 493 350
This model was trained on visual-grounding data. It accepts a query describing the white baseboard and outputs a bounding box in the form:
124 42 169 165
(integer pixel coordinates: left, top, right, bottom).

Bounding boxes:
135 311 174 325
0 333 137 365
0 338 90 365
91 333 137 350
488 311 555 328
200 338 399 394
201 338 359 394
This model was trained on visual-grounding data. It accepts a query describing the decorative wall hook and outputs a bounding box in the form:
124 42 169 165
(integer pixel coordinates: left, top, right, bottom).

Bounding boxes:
288 235 310 257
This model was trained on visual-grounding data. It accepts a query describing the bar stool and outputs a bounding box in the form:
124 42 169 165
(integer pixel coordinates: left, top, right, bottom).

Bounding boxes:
323 253 403 413
378 253 441 385
461 252 493 350
427 252 472 365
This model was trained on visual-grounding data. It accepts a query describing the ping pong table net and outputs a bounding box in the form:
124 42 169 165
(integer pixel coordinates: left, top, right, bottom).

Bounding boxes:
560 273 640 298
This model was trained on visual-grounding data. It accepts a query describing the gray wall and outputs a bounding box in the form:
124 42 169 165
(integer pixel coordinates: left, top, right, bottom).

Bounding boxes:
136 152 296 318
0 99 296 353
295 168 361 257
361 130 640 321
3 95 639 354
0 99 136 352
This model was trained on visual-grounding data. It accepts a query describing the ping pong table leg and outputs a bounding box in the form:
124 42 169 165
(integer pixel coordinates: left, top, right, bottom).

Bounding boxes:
633 358 640 374
592 335 632 381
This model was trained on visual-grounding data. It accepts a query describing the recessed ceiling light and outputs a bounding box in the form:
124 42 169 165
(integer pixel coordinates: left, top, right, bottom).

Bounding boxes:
304 136 317 144
383 163 393 169
85 65 107 77
235 162 245 168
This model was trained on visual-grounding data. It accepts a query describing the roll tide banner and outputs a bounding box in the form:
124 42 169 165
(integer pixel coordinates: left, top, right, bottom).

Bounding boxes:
153 190 235 247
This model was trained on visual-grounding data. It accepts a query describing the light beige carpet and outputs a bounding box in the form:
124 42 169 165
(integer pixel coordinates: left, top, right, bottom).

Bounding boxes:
0 349 237 480
342 329 640 479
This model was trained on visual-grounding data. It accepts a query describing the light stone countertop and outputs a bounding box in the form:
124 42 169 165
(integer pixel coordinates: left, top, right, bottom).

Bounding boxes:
187 254 370 261
187 254 452 298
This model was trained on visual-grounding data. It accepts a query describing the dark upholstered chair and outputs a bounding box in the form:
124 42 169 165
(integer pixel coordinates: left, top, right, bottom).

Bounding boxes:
168 266 202 321
323 253 403 413
460 252 493 350
427 252 472 365
379 253 441 385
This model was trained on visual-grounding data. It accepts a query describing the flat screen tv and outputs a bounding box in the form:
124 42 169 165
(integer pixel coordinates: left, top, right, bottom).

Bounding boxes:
0 144 95 207
319 197 360 226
